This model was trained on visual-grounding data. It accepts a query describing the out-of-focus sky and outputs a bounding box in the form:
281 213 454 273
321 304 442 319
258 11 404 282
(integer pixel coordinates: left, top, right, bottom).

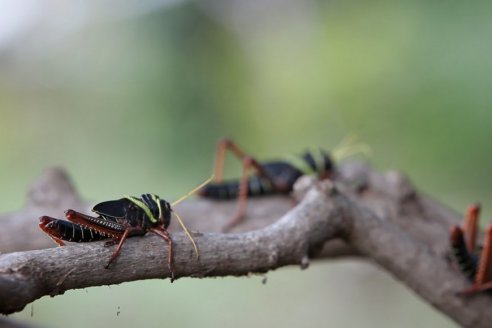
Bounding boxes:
2 1 491 327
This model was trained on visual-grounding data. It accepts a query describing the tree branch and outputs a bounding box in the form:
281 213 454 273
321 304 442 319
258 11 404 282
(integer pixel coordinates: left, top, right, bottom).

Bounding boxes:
0 164 490 327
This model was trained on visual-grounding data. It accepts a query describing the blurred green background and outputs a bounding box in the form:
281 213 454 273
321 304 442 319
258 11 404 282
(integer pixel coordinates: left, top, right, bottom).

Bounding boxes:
2 0 491 327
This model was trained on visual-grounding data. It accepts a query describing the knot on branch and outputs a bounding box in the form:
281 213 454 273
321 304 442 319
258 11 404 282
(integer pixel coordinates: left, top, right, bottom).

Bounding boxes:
292 175 336 202
26 167 81 209
384 170 417 203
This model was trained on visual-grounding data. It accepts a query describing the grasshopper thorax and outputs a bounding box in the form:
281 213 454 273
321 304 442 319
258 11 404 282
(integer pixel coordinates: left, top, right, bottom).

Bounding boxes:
299 149 333 179
126 193 172 229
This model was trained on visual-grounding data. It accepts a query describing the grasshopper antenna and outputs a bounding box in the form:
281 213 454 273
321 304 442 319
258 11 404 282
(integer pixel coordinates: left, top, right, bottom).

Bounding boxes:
171 175 213 258
332 133 372 161
171 175 214 207
173 211 199 258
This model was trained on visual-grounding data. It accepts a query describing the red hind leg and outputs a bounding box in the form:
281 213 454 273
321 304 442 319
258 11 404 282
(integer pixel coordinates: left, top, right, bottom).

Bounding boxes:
222 156 255 232
39 216 66 246
211 138 276 185
210 138 279 232
213 138 248 183
463 204 481 253
461 225 492 294
64 209 125 238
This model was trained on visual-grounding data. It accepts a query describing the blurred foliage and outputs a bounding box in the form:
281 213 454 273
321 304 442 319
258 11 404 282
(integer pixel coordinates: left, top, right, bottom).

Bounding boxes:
2 0 491 327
